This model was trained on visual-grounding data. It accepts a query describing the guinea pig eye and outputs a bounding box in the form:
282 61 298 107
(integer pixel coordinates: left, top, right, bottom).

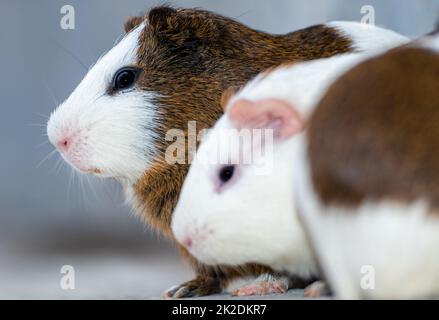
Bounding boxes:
218 165 235 184
111 67 140 92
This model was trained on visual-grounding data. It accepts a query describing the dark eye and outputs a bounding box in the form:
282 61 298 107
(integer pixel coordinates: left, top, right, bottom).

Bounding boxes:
218 165 235 184
112 67 140 92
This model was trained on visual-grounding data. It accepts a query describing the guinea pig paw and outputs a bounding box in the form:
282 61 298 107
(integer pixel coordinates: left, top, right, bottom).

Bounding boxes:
304 280 331 298
162 277 222 299
162 285 184 299
232 279 288 297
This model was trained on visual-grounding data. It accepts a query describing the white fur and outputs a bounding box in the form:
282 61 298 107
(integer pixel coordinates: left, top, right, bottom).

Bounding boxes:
327 21 409 52
293 142 439 298
307 201 439 299
47 23 158 184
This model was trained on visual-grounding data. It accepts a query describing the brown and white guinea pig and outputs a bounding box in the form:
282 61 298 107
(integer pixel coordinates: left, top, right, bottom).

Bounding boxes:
295 33 439 299
46 5 409 298
171 48 399 296
172 34 439 299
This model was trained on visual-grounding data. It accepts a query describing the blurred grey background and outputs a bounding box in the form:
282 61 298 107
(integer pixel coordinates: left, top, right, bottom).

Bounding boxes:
0 0 438 299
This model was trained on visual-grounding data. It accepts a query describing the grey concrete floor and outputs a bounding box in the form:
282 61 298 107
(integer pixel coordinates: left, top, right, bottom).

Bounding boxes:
0 215 311 300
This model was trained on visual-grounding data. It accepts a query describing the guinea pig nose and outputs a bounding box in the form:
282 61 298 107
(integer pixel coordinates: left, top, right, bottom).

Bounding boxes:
181 235 193 248
179 224 214 249
57 137 70 151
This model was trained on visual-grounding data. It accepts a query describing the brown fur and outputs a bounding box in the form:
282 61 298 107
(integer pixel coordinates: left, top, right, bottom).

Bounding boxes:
308 46 439 209
129 6 354 296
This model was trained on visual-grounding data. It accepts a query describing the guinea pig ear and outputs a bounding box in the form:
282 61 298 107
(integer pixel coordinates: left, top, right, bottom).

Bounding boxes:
147 6 178 32
124 15 145 33
147 6 219 52
220 86 241 112
229 98 304 140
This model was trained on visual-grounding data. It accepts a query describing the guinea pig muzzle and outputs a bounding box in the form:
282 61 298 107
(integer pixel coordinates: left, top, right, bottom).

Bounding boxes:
176 222 214 250
50 126 98 174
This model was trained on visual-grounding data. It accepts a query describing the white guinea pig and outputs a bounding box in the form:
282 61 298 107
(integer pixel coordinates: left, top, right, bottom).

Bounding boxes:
171 49 387 284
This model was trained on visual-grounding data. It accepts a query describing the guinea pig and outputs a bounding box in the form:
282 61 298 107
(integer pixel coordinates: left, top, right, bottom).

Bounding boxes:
172 34 439 299
46 5 409 298
294 33 439 299
171 49 392 295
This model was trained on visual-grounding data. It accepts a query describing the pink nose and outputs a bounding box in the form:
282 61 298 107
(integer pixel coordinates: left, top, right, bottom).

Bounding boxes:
181 236 193 248
179 225 214 249
57 137 70 152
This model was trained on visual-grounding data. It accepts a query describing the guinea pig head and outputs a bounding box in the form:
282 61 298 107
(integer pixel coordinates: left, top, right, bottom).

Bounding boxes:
172 97 308 269
46 6 260 185
46 20 148 181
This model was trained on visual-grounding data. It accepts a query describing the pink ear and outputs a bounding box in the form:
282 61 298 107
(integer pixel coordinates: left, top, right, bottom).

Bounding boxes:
228 98 304 139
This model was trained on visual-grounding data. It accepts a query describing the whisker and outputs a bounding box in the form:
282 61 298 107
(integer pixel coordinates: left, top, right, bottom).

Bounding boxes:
33 112 50 120
54 157 65 176
67 167 75 202
234 10 252 20
37 149 58 168
78 172 88 205
85 175 99 200
35 140 49 149
42 79 60 107
27 123 48 127
49 36 88 71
